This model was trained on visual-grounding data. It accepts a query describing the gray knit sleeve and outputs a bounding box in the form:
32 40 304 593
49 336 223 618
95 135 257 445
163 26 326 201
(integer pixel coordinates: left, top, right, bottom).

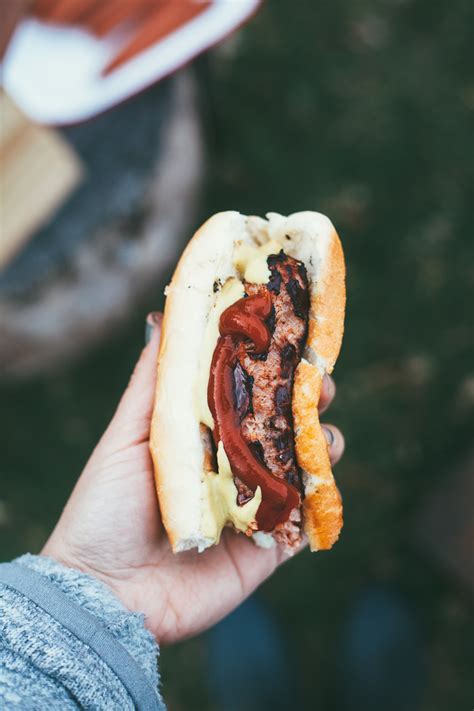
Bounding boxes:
0 554 165 710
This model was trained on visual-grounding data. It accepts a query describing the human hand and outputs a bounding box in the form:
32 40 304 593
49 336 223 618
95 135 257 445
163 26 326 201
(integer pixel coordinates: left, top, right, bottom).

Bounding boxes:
42 313 344 645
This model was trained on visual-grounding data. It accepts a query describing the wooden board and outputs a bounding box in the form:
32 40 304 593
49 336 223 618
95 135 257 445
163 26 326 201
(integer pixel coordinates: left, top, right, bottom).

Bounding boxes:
0 92 83 270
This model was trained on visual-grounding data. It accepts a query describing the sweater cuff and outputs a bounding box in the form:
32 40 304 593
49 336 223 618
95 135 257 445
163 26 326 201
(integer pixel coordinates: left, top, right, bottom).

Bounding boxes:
2 554 163 709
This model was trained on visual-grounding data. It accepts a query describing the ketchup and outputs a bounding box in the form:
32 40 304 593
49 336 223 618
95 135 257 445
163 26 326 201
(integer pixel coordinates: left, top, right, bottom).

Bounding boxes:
207 291 300 531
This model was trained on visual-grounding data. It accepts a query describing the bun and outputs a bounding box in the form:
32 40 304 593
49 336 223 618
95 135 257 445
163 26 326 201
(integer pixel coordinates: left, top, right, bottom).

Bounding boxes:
150 211 345 552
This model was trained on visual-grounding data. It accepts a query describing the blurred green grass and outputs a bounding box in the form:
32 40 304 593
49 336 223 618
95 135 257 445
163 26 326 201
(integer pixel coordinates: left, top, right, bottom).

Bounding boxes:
1 1 473 709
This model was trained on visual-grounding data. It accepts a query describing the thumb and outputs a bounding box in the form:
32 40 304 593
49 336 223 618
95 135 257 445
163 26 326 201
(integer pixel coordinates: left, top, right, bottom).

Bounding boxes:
101 312 163 450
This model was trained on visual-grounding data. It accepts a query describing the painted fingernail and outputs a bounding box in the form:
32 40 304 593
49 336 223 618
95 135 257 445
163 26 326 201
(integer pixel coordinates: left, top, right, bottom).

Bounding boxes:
145 312 162 344
323 374 335 398
322 426 335 446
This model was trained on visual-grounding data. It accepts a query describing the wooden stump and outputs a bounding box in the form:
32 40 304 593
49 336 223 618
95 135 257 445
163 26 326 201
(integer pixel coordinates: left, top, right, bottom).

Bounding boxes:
0 70 204 378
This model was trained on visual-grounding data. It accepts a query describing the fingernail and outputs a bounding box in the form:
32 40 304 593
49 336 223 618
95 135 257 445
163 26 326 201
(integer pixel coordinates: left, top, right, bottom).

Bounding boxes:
323 373 335 398
322 426 335 446
145 312 162 344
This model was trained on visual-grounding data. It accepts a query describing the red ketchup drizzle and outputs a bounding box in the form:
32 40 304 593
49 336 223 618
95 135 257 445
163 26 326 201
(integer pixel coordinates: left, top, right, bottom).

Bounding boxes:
207 291 300 531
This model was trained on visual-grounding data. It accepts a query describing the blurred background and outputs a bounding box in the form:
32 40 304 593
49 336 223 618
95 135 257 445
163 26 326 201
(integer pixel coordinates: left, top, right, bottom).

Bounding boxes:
1 1 473 710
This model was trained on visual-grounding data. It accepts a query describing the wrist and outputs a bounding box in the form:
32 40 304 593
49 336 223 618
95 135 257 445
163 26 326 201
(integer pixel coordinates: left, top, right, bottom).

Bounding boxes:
41 537 124 608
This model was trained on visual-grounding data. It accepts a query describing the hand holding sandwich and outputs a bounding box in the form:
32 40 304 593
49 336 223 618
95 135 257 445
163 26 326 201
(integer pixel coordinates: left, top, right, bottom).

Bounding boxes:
42 311 344 644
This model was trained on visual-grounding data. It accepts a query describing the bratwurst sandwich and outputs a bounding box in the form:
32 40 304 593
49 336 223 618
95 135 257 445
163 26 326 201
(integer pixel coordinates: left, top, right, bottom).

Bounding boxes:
150 211 345 553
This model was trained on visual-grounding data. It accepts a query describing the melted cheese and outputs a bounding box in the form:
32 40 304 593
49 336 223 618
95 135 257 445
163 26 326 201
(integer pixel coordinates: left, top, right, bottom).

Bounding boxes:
201 442 262 542
233 239 282 284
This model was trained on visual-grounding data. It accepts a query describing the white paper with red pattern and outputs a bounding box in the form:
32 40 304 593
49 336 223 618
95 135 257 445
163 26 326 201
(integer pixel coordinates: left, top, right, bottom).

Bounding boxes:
1 0 260 125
